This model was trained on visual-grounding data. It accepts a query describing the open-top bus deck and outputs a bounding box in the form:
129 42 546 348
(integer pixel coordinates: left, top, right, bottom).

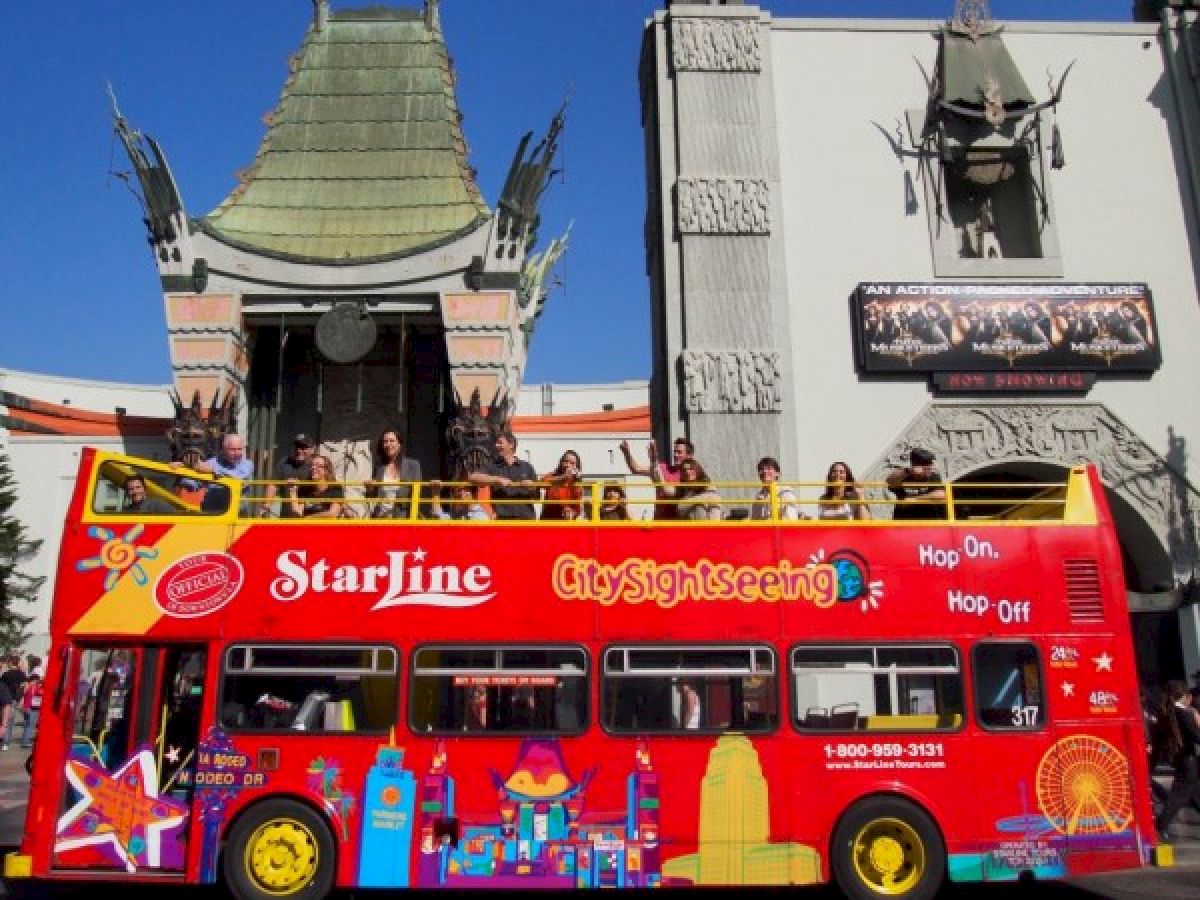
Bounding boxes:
2 449 1164 900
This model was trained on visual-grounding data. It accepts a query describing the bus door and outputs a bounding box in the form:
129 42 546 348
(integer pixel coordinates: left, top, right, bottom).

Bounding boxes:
53 644 206 875
969 641 1062 880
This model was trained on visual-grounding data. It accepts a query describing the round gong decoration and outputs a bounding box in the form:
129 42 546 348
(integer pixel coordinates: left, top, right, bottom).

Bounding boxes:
316 302 377 364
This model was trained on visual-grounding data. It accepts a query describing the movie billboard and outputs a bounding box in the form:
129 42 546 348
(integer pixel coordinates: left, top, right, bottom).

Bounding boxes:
855 283 1160 374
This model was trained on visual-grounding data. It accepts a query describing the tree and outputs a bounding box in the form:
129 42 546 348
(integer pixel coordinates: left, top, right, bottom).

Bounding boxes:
0 448 39 650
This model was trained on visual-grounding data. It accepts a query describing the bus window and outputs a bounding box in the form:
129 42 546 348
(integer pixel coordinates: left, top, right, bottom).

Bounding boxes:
92 459 225 516
973 642 1045 730
410 646 588 735
219 644 398 733
791 644 964 732
601 645 777 735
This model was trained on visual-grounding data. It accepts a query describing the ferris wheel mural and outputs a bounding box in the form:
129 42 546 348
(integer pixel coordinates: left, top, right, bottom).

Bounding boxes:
1035 735 1134 835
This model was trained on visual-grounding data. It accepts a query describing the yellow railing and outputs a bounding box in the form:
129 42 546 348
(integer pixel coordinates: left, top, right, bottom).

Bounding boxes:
84 452 1094 525
232 478 1081 523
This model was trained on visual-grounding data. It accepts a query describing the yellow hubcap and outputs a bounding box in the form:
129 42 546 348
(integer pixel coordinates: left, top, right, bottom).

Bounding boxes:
852 817 926 896
245 819 319 896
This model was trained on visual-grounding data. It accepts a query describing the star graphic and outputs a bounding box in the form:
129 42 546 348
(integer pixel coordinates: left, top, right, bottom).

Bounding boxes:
412 547 427 562
55 748 188 872
1061 682 1075 698
164 745 181 765
1093 652 1114 673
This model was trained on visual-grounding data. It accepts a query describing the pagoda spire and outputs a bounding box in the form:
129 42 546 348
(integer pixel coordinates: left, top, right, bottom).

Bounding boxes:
108 84 201 289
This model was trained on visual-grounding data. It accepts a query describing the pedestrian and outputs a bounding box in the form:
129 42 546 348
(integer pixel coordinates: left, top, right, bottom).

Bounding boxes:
1145 686 1171 807
14 674 41 749
0 656 28 750
0 665 12 753
1156 680 1200 841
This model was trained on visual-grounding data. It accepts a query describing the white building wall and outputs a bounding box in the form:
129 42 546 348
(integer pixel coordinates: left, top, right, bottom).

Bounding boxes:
515 380 654 518
515 381 650 417
0 370 172 655
1 370 174 420
769 20 1198 478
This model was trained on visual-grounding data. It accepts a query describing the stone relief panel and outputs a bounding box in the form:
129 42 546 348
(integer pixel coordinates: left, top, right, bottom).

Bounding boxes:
862 403 1200 577
681 349 782 413
671 18 762 72
676 177 770 235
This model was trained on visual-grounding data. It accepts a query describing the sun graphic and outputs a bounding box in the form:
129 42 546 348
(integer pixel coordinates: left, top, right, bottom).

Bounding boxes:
75 525 159 591
807 548 885 613
1035 735 1133 835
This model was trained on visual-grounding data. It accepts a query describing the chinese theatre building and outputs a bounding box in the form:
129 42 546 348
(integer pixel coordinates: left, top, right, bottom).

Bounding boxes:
115 0 565 493
641 1 1200 679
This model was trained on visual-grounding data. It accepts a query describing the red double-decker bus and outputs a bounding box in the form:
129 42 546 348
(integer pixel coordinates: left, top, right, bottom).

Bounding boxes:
2 448 1166 900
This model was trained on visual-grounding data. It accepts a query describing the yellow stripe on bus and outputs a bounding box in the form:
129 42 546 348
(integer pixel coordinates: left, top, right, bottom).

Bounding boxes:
69 524 232 636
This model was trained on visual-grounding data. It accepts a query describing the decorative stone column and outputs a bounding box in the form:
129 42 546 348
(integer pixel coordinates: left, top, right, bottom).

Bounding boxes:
643 5 797 487
163 293 247 409
440 290 524 409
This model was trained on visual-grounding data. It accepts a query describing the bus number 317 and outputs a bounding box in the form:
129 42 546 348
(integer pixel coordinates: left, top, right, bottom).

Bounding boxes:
1011 704 1040 727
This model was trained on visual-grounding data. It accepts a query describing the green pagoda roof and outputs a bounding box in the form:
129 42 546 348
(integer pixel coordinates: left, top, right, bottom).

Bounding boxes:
198 4 489 264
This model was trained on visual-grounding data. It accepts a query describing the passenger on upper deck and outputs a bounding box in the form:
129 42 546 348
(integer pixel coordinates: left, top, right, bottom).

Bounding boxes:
180 434 254 482
428 482 490 521
887 448 947 521
658 458 722 522
122 474 173 515
469 430 539 520
599 482 631 521
366 429 422 519
286 454 344 519
262 434 314 519
540 450 584 521
751 457 802 521
620 437 692 521
818 461 871 521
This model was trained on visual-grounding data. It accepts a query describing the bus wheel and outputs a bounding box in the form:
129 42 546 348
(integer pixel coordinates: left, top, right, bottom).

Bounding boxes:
223 799 335 900
832 797 945 900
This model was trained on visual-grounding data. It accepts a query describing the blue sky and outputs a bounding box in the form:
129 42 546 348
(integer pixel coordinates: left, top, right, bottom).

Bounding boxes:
1 1 1136 388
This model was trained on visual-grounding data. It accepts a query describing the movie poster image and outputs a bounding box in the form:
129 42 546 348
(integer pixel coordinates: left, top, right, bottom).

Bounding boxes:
855 284 1160 374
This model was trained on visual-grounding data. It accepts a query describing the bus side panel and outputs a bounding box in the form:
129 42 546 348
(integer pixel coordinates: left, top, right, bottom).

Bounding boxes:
786 730 974 883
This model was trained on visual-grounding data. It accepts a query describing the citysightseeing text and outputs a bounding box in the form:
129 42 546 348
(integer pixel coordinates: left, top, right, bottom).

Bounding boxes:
551 554 839 609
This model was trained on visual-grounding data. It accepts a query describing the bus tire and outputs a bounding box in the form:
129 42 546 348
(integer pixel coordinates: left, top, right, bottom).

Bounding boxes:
223 798 335 900
831 796 945 900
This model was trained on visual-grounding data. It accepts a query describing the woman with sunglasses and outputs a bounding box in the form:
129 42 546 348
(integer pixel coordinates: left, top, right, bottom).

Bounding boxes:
287 454 344 519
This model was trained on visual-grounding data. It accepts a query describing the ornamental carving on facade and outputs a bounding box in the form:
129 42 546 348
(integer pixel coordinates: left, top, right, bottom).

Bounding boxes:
670 18 762 73
676 177 770 235
681 350 782 413
863 403 1200 575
